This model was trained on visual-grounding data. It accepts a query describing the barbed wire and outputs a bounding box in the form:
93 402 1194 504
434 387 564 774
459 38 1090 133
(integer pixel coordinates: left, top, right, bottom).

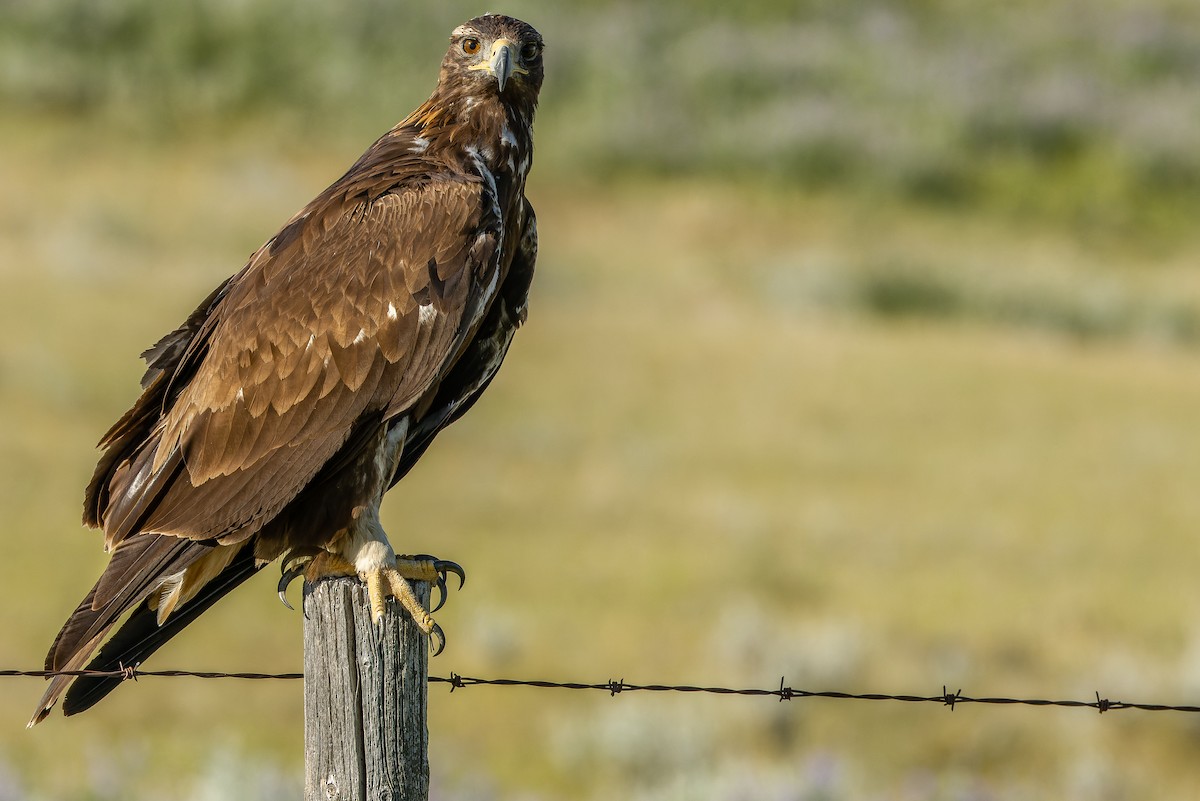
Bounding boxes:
6 666 1200 714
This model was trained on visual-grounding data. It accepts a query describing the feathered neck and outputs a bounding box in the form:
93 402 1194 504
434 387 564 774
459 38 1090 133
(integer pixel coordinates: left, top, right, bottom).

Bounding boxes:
394 79 536 177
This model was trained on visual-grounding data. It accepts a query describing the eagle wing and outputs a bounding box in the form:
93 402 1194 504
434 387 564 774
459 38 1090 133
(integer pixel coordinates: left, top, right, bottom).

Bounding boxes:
99 168 500 555
391 196 537 487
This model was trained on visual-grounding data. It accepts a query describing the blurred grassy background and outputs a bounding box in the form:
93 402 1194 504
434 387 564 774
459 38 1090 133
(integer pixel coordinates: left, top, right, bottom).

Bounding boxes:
2 0 1200 798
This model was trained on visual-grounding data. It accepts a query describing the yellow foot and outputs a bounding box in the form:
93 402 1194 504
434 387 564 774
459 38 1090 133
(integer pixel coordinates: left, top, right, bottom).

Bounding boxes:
277 549 465 656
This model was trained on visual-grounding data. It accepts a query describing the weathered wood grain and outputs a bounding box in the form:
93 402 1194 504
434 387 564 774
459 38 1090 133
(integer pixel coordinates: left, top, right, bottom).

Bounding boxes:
303 577 430 801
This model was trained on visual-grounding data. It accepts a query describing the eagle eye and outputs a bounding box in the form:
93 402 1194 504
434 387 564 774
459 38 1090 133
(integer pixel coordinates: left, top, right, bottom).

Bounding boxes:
462 38 481 56
520 41 541 62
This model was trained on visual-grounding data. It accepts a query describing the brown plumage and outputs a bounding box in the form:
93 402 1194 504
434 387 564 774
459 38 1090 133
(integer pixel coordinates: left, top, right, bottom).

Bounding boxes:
32 14 544 725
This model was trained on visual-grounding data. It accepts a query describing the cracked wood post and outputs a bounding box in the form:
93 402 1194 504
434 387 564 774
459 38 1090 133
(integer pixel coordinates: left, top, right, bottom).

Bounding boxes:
303 576 430 801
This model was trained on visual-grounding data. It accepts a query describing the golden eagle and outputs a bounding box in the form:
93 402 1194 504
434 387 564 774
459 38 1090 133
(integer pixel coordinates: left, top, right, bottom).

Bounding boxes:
31 13 543 725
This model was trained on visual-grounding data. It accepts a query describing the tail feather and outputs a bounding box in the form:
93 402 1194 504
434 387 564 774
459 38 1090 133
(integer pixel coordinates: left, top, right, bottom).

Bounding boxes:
62 543 261 717
91 519 197 611
52 536 200 668
31 535 215 726
43 584 100 673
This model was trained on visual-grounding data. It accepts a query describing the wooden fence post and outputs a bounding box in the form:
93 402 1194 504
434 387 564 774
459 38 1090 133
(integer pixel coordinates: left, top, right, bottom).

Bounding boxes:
303 576 430 801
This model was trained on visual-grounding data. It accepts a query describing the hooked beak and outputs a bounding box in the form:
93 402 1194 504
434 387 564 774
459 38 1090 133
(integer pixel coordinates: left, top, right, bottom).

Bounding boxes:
468 38 528 93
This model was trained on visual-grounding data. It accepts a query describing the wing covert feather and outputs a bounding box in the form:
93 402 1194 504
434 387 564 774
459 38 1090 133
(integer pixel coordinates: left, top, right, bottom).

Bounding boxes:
133 174 500 540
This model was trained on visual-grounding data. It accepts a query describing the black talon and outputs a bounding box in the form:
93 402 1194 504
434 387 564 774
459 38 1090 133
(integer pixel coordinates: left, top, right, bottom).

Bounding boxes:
432 575 448 613
401 555 465 594
436 560 466 590
395 554 463 616
429 623 446 657
277 561 308 611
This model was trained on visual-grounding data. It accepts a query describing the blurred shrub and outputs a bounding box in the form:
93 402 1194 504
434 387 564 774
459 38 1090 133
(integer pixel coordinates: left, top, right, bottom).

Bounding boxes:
2 0 1198 227
857 268 965 321
839 260 1200 343
0 0 448 126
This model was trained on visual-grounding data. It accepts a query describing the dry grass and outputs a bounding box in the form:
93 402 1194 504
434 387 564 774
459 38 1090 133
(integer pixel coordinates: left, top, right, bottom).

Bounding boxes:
2 118 1200 799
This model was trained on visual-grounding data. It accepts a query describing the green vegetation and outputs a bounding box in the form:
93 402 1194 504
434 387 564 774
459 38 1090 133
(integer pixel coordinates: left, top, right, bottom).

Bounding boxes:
2 1 1200 799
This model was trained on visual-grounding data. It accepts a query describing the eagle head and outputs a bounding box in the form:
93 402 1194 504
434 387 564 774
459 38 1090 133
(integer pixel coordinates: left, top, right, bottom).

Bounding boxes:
443 15 544 102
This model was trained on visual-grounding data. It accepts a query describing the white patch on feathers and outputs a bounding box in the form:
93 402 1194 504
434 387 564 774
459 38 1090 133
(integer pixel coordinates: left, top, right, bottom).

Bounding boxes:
150 545 244 625
465 147 503 234
501 125 518 150
150 571 185 620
